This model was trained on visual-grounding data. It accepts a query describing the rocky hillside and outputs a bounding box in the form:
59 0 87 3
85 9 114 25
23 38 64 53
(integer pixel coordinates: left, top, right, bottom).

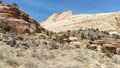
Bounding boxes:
41 11 120 33
0 3 44 35
1 3 120 68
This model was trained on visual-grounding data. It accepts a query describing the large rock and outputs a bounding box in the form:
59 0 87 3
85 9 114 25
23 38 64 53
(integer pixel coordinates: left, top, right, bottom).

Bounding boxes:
41 11 120 33
41 11 72 26
0 3 44 34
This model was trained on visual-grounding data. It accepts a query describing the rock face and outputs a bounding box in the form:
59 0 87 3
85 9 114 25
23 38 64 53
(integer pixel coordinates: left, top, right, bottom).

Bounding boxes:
41 11 120 33
0 3 44 34
41 11 72 27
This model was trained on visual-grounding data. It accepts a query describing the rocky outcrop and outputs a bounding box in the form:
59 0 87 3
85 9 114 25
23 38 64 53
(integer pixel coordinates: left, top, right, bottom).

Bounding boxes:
0 3 44 34
41 11 120 33
41 11 72 26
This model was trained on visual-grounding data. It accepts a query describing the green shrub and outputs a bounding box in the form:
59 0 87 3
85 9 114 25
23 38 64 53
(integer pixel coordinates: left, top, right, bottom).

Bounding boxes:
97 35 101 39
74 44 80 48
81 33 86 39
57 37 64 44
15 36 23 40
112 34 120 39
101 46 107 53
101 46 113 58
90 35 95 41
86 45 97 50
105 50 113 58
0 23 11 31
63 34 69 39
103 31 109 35
17 36 23 40
87 33 91 37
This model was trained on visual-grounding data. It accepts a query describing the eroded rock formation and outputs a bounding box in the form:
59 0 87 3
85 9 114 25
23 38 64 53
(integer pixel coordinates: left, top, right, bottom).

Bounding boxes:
0 3 44 34
41 11 120 33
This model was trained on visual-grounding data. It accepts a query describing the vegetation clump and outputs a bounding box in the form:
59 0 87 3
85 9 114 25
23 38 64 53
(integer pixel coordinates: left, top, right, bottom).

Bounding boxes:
81 33 86 39
0 23 11 32
74 44 80 48
105 50 113 58
101 46 114 58
102 31 109 35
17 36 23 40
86 45 97 50
112 34 120 39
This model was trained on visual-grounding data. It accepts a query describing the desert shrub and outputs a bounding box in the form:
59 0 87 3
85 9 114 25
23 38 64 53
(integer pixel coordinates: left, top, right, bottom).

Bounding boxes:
86 45 97 50
105 50 113 58
97 35 101 39
90 35 95 41
67 30 71 33
0 23 11 31
101 46 107 53
74 44 80 48
81 33 86 39
17 36 23 40
101 47 113 58
102 31 109 35
93 28 99 32
57 36 64 44
87 33 91 37
112 34 120 39
50 31 53 35
40 35 46 39
62 34 69 39
96 28 99 31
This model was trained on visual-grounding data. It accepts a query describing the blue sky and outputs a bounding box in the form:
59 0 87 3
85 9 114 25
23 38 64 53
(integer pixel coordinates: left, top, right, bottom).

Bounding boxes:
2 0 120 23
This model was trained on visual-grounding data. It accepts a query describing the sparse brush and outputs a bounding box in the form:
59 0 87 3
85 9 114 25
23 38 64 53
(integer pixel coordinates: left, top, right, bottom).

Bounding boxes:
17 36 23 40
105 50 113 58
112 34 120 39
57 37 64 44
101 46 114 58
86 45 97 50
81 33 86 39
0 23 11 32
101 46 107 53
102 31 109 35
74 44 80 48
